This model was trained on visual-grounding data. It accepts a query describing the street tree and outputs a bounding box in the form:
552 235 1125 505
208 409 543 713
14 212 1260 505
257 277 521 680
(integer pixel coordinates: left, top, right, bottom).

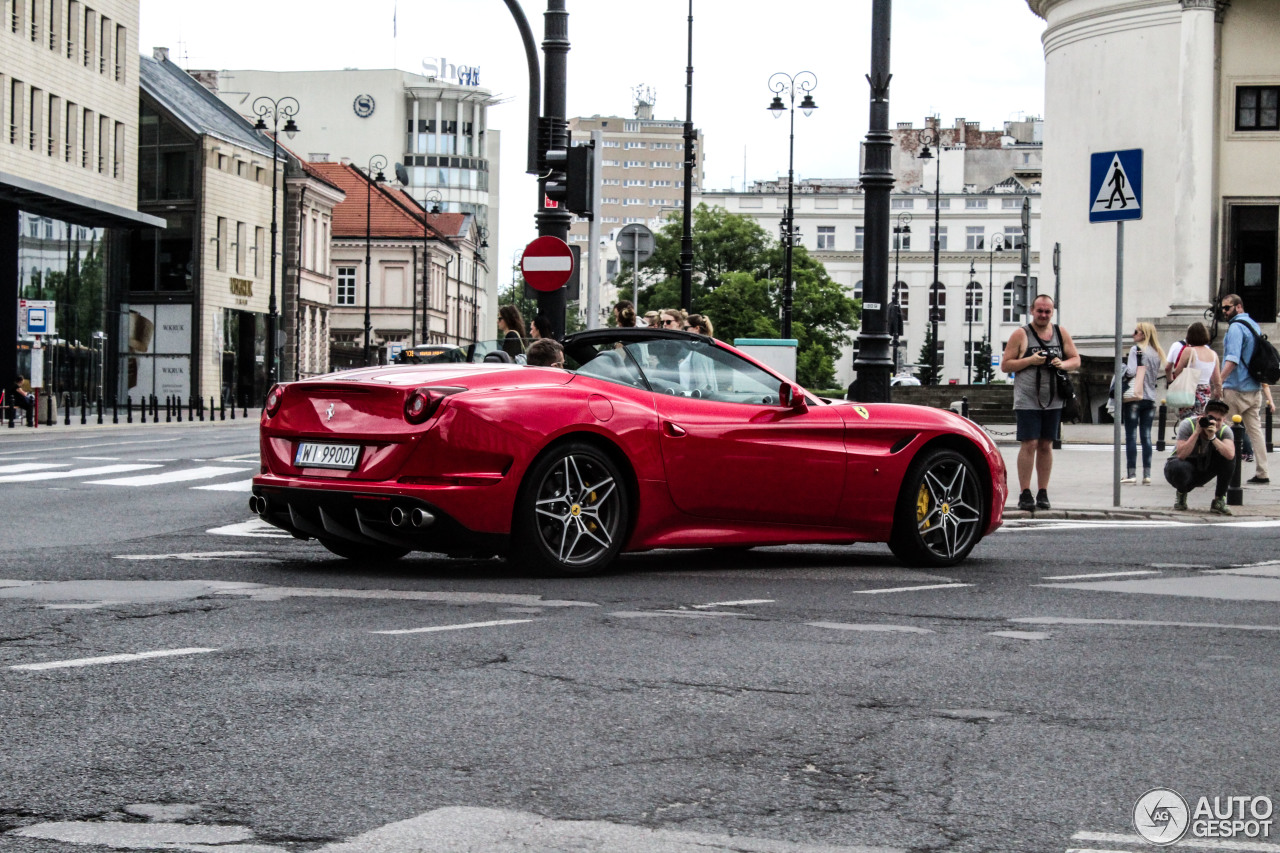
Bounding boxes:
916 323 941 386
973 339 995 384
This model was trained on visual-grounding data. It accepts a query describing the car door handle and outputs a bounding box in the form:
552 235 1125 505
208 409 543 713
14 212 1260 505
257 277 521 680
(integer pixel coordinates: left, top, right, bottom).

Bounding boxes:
663 421 687 437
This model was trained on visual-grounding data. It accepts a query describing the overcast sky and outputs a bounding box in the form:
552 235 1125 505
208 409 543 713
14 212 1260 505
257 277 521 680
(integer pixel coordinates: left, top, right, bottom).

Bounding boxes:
139 0 1048 278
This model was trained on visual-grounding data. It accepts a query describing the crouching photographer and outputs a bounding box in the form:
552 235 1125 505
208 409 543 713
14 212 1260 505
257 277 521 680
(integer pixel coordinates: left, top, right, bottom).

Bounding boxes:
1164 398 1235 515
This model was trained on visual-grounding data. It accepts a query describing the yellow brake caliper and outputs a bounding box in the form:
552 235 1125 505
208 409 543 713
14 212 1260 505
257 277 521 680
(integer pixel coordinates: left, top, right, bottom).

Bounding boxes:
916 484 931 529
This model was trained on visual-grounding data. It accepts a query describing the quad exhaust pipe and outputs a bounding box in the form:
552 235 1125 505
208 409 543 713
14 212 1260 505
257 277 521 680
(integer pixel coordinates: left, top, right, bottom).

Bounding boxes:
390 506 435 528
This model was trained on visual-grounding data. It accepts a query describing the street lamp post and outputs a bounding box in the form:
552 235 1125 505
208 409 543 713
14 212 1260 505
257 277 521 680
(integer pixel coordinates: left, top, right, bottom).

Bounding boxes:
767 71 817 341
472 226 488 344
420 190 441 344
252 96 299 390
917 127 943 384
363 154 387 367
987 232 1005 357
892 212 911 375
966 259 977 384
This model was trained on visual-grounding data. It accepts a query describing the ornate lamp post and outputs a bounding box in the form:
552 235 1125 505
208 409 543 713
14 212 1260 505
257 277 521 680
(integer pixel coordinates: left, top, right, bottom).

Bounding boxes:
251 96 299 389
363 154 387 367
986 232 1005 350
917 127 943 385
767 70 817 341
966 259 977 384
892 212 911 374
420 189 442 344
471 226 488 345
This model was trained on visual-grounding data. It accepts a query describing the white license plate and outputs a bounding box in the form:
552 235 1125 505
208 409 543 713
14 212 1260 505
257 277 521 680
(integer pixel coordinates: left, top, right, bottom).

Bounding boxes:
295 442 361 470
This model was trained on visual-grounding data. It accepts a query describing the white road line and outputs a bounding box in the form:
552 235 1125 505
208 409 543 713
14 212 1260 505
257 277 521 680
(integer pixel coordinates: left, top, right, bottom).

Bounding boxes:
852 583 971 595
10 647 218 671
0 462 68 474
1217 520 1280 528
0 463 160 483
691 599 775 609
807 622 934 634
206 519 291 538
1012 617 1280 632
1210 565 1280 578
1001 520 1191 532
86 466 251 487
1042 570 1160 580
1073 831 1280 852
72 456 120 461
192 478 254 492
372 619 535 635
1064 848 1137 853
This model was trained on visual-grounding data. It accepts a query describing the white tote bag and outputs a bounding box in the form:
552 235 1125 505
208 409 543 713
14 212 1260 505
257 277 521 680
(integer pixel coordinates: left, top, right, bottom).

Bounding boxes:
1166 366 1198 409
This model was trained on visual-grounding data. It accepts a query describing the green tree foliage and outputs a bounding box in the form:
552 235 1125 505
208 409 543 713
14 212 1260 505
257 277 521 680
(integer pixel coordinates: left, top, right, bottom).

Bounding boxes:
973 339 994 384
916 322 940 386
499 265 584 338
626 204 860 389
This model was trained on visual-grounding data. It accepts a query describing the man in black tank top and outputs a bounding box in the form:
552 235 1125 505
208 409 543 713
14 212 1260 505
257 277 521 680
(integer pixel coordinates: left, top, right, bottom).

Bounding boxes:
1000 295 1081 511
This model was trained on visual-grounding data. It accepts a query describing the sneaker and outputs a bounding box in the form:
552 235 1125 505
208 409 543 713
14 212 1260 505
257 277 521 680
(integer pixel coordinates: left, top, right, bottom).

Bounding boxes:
1244 453 1255 462
1210 496 1233 516
1017 489 1035 511
1247 475 1270 485
1142 476 1152 485
1120 475 1136 485
1036 489 1051 510
1174 491 1188 511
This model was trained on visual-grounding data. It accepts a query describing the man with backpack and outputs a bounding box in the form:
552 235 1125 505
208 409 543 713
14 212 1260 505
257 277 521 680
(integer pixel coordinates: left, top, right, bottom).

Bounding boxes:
1219 294 1270 484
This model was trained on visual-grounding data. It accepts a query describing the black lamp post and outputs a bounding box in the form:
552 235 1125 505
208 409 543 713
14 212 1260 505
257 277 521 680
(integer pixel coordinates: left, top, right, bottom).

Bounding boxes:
252 96 299 389
966 259 977 384
917 127 943 384
472 226 488 344
892 212 911 374
986 232 1005 355
767 70 817 341
420 189 442 344
363 154 387 367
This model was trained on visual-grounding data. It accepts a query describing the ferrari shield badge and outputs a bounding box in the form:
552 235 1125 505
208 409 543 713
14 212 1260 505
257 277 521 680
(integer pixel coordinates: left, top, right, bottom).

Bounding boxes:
854 406 870 420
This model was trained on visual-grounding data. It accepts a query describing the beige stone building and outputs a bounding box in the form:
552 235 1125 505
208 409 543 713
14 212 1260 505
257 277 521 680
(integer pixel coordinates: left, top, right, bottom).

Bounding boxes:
1 0 162 399
282 153 344 380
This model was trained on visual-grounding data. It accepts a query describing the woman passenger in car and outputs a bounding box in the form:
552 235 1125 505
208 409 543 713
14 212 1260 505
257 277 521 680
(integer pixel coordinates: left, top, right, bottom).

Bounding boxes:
530 314 554 341
497 305 526 359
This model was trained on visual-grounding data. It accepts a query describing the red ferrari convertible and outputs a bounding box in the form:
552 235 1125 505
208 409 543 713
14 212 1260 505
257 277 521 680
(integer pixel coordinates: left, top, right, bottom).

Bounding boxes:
251 329 1006 574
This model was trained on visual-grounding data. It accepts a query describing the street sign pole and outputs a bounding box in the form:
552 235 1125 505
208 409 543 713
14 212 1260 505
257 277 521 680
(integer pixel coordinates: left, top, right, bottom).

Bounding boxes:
1114 222 1124 508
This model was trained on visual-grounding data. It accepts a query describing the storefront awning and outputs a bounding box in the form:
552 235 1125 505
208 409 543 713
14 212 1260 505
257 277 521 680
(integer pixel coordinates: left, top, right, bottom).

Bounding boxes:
0 170 167 230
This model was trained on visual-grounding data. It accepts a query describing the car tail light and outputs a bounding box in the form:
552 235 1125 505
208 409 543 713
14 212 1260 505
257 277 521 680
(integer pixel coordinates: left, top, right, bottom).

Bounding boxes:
404 387 443 424
264 384 284 417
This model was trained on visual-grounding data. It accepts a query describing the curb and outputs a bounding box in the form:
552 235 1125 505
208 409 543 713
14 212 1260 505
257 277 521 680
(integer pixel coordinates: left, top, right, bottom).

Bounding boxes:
1002 507 1280 522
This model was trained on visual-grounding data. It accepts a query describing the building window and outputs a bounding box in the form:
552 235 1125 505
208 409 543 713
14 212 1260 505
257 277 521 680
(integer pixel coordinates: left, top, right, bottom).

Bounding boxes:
966 227 985 251
1003 281 1016 322
927 197 950 210
929 284 946 322
817 226 836 250
1003 197 1022 209
964 339 981 369
893 281 909 322
891 198 914 210
215 217 227 271
1004 226 1024 250
623 160 643 168
965 198 988 209
255 227 264 277
965 281 983 323
337 266 357 306
930 226 948 251
235 221 245 275
1236 86 1279 131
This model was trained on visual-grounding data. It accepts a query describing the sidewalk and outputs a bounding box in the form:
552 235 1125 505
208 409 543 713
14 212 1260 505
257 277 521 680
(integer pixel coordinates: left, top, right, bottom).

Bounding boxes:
989 422 1280 520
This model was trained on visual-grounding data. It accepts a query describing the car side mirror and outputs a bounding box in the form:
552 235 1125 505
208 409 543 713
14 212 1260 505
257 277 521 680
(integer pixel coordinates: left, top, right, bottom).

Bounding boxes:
779 382 808 412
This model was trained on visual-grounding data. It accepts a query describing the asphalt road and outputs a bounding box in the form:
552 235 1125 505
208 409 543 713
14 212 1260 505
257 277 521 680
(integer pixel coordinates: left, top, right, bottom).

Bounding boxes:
1 423 1278 853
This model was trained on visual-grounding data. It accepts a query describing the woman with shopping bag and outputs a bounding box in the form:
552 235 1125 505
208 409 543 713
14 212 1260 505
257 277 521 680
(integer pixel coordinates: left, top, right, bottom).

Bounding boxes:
1169 322 1221 421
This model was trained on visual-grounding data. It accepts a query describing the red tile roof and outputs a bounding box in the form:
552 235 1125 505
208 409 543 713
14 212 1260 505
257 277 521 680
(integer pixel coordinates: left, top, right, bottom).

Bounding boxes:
308 161 454 241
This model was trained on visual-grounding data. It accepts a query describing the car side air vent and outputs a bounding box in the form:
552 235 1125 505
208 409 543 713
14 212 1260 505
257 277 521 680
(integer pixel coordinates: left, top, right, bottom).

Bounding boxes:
889 434 916 455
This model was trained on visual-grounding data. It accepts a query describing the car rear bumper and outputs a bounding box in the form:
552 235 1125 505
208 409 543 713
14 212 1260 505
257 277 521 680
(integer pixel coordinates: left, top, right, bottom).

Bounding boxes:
250 483 508 557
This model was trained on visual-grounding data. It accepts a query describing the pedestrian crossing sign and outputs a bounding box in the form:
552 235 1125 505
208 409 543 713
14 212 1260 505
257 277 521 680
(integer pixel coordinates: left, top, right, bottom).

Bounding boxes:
1089 149 1143 223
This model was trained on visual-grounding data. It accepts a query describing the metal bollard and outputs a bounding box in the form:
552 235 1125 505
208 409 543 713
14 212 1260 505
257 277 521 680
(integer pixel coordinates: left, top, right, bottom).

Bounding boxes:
96 397 103 425
243 401 248 419
127 397 133 424
230 398 235 420
80 396 87 425
64 393 71 425
153 395 160 420
220 397 226 421
140 393 146 423
961 396 970 419
113 397 118 425
1156 401 1168 452
7 397 13 429
1267 404 1274 454
176 395 182 422
188 396 194 422
209 396 215 422
198 396 204 422
166 395 172 423
1228 414 1245 507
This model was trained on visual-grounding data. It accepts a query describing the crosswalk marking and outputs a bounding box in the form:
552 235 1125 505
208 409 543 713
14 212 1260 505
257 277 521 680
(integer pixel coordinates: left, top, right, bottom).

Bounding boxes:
193 479 254 492
10 647 219 672
86 466 251 487
0 463 160 483
0 462 69 474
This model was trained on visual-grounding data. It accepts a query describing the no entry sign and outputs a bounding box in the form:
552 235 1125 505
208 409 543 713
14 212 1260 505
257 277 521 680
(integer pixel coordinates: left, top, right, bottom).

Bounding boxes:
521 236 574 292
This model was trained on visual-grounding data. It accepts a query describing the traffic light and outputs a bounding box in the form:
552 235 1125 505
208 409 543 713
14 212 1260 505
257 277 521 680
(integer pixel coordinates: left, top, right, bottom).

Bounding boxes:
544 141 595 218
888 301 904 337
1013 275 1038 319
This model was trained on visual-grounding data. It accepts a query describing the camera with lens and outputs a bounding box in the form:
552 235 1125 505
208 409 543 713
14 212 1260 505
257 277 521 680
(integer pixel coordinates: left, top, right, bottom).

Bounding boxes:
1199 415 1213 430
